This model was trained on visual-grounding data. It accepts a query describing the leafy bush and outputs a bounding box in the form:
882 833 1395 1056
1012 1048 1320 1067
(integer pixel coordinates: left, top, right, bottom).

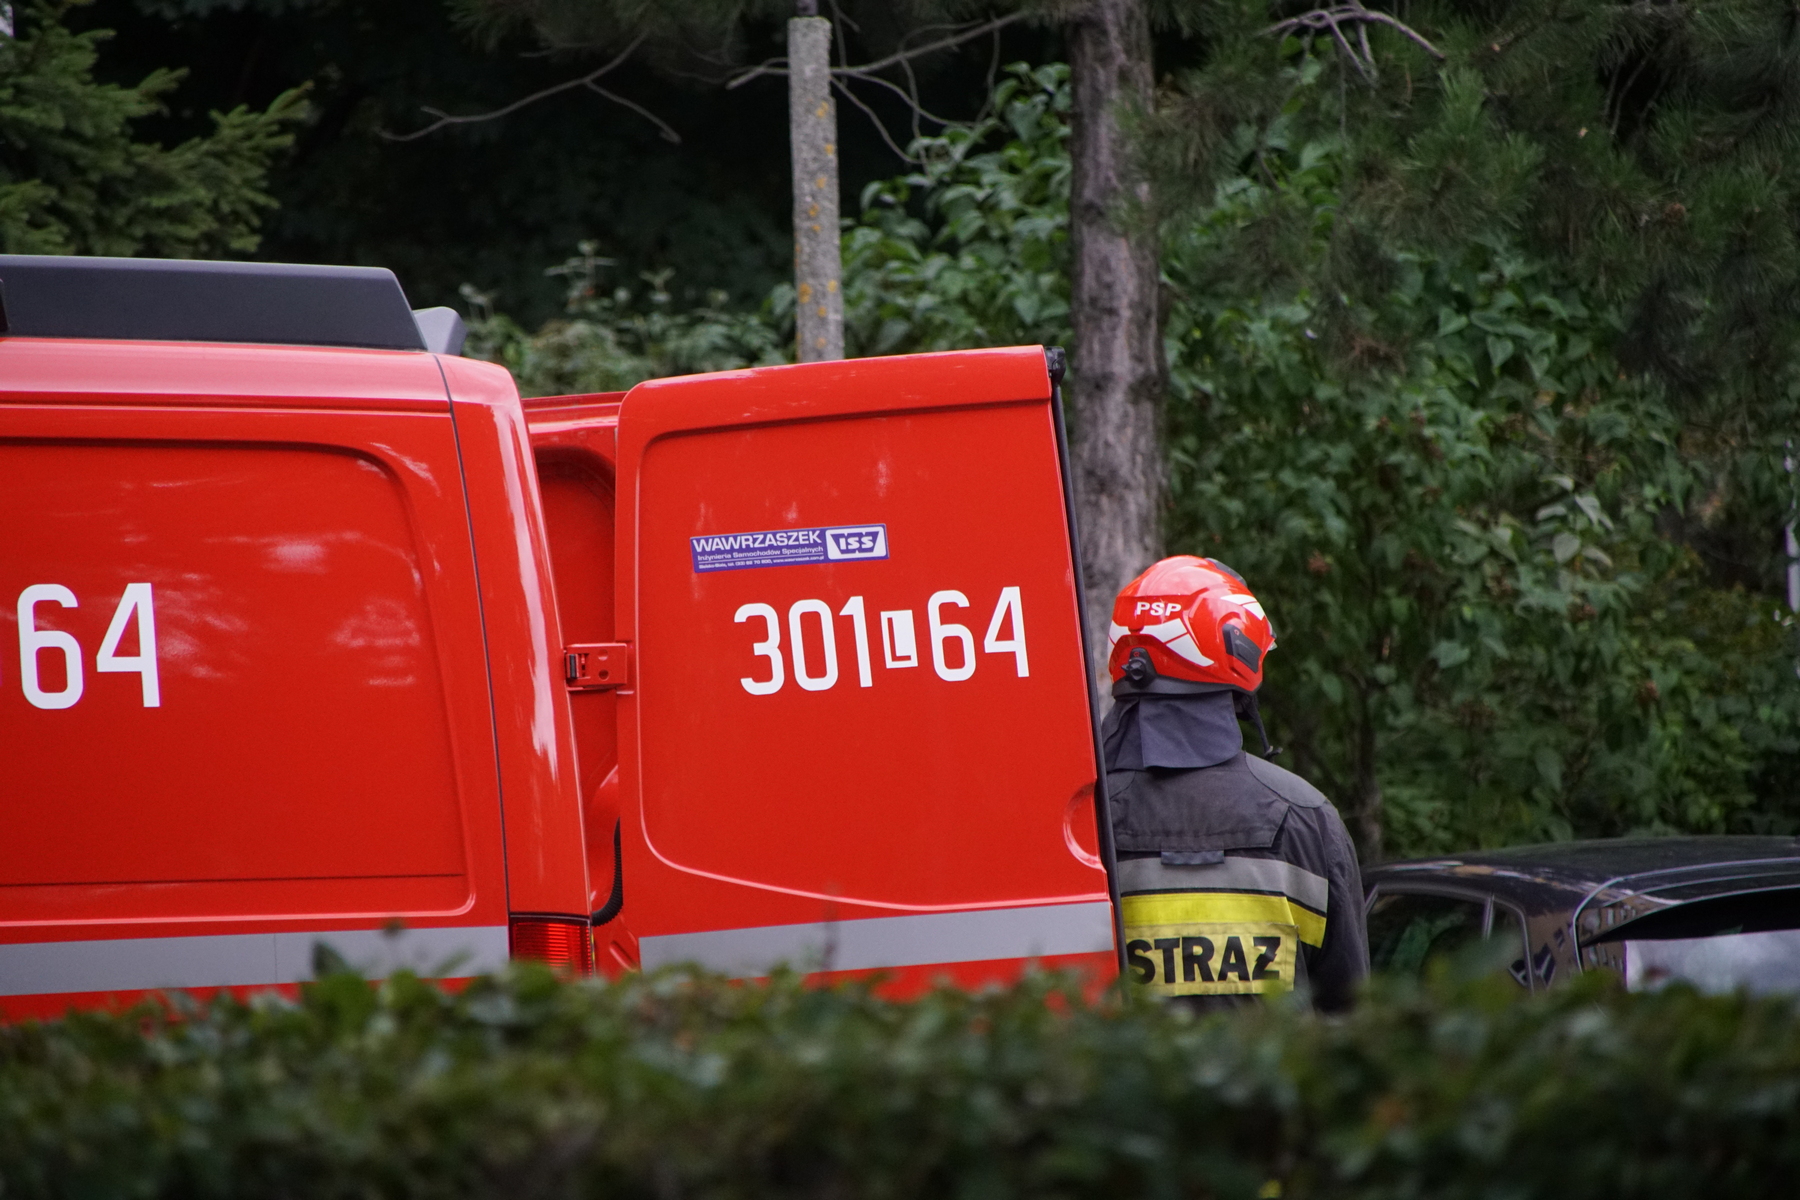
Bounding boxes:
462 245 788 396
4 966 1800 1199
837 63 1071 358
462 64 1073 396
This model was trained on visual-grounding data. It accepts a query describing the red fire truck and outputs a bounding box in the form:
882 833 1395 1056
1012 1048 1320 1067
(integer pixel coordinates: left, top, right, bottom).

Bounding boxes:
0 255 1121 1019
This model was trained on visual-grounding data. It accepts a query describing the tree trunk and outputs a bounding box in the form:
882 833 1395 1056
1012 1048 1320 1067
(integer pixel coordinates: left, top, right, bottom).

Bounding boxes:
788 15 843 362
1067 0 1163 685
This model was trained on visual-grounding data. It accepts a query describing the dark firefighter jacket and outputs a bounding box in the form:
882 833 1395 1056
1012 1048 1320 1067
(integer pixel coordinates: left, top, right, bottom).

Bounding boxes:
1104 699 1369 1012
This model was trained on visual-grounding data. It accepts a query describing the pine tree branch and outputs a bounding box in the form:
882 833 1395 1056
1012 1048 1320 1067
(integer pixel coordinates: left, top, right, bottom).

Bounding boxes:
1326 17 1376 85
831 76 914 163
838 64 962 132
842 11 1032 77
724 12 1027 164
379 10 1022 160
724 12 1030 91
584 80 681 144
379 32 676 143
1263 3 1446 79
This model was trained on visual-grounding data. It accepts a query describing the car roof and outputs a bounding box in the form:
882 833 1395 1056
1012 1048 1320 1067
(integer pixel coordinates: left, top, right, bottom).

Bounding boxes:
1368 836 1800 915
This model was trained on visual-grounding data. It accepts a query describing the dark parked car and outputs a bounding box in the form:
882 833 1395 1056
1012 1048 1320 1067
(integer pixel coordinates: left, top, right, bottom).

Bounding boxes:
1365 837 1800 993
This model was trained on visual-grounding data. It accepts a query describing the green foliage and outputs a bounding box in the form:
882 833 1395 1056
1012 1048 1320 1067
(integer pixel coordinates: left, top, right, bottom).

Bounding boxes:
469 53 1800 858
1152 31 1800 856
464 63 1073 393
1152 0 1800 354
1151 0 1800 580
827 54 1800 856
0 0 303 256
6 965 1800 1198
1162 103 1800 853
838 62 1072 356
464 242 788 396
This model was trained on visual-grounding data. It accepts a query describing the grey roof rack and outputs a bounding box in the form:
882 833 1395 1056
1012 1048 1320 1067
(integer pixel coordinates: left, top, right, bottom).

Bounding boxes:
0 255 427 351
412 306 467 355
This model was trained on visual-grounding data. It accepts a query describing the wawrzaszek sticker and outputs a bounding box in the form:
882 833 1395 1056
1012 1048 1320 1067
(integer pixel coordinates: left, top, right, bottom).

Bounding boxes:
691 524 889 573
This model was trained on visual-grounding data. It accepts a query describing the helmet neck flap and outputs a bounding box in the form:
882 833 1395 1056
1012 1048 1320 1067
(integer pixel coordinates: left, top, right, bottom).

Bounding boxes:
1101 689 1243 771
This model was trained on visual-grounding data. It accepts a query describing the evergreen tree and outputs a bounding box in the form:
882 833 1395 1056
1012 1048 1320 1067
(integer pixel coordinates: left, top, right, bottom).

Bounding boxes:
1143 0 1800 855
0 0 303 256
1152 0 1800 445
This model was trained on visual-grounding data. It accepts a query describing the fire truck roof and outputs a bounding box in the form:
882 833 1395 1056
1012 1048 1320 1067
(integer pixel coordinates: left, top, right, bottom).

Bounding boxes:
0 255 429 351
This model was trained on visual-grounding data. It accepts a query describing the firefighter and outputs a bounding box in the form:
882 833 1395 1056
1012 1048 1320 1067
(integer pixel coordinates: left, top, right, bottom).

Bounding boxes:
1101 556 1368 1012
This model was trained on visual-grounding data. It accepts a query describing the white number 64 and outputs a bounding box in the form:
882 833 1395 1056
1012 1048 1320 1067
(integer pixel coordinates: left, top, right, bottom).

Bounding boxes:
14 582 161 711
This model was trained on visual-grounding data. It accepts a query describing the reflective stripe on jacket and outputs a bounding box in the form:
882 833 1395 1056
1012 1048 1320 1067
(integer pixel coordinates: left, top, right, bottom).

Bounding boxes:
1108 751 1368 1011
1117 855 1328 998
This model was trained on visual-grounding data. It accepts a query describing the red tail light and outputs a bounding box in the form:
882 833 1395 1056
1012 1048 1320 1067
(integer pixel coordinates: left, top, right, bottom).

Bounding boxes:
508 915 594 975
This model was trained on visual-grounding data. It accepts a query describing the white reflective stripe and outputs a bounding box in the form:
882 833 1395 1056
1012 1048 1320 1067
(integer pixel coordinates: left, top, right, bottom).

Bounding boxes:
1222 593 1266 619
0 925 511 997
1138 618 1213 667
1115 856 1330 914
639 901 1116 977
1110 620 1214 667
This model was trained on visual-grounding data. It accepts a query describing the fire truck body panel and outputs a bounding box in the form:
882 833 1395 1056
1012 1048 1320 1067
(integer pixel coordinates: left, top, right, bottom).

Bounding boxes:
0 256 1118 1014
437 355 592 923
0 336 521 1015
518 393 628 961
605 349 1113 982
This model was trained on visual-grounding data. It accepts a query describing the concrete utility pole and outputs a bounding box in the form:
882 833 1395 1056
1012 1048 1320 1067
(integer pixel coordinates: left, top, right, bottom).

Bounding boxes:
789 4 843 362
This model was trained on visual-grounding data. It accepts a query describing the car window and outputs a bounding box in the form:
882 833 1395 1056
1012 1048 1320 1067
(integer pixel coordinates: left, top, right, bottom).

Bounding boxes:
1368 891 1490 979
1494 908 1544 988
1622 930 1800 994
1597 888 1800 941
1597 888 1800 994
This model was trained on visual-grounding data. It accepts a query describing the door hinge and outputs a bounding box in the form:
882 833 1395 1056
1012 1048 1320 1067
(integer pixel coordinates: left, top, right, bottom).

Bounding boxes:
565 642 631 690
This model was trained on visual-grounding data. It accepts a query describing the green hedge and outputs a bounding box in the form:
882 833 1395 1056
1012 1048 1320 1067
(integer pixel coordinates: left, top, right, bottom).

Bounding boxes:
3 964 1798 1199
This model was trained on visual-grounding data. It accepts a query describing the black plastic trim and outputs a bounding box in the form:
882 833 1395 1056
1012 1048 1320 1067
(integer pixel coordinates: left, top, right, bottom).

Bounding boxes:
591 819 624 926
1046 345 1128 978
0 255 426 350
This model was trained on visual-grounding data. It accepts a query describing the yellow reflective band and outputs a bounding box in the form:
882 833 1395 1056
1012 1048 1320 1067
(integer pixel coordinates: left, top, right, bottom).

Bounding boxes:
1122 922 1298 997
1120 891 1327 947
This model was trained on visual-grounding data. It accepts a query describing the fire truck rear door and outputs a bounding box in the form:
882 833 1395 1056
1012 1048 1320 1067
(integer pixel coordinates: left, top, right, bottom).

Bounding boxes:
613 346 1116 989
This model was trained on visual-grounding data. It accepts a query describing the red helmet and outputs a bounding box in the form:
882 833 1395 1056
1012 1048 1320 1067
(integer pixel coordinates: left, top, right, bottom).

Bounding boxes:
1107 556 1276 693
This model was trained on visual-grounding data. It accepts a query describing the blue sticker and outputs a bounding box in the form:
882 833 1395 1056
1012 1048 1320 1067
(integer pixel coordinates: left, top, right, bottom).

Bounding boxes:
691 523 888 573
